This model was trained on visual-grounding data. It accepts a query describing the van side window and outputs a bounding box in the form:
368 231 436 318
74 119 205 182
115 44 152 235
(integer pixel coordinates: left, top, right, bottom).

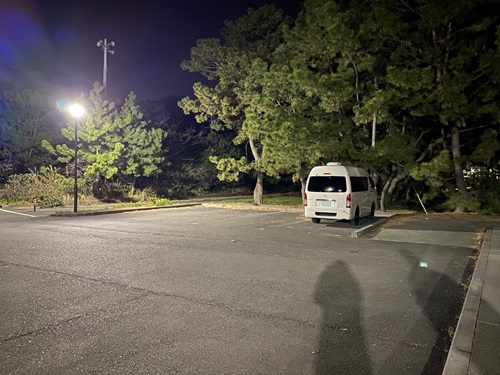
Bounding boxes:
350 176 369 192
307 176 347 192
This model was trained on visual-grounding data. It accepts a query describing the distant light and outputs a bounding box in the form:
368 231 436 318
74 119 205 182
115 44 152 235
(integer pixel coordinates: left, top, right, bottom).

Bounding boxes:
56 99 68 110
419 261 428 268
68 103 85 118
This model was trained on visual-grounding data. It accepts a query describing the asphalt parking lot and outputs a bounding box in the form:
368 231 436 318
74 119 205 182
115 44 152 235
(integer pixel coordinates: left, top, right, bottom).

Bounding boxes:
0 206 496 374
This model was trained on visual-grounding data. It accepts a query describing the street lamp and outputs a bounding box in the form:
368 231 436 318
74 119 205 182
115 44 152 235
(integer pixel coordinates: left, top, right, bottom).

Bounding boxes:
96 38 115 95
68 103 85 213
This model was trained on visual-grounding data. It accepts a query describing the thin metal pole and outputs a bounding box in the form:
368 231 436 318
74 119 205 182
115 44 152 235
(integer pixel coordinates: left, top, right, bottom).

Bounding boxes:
103 38 108 95
409 177 428 214
74 119 78 213
372 113 377 147
97 38 114 96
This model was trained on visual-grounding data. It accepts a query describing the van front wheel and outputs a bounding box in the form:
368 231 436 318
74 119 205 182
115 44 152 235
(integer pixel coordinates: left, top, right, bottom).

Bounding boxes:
350 208 360 226
312 218 321 224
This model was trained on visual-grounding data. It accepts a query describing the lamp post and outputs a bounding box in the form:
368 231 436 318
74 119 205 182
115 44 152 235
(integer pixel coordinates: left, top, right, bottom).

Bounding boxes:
68 103 85 213
96 38 115 95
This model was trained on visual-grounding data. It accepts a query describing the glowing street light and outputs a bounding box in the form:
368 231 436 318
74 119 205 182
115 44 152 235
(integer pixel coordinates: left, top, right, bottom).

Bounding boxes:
68 103 85 213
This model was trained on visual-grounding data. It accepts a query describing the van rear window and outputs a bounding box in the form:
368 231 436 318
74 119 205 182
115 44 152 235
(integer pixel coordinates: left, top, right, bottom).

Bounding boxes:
307 176 347 192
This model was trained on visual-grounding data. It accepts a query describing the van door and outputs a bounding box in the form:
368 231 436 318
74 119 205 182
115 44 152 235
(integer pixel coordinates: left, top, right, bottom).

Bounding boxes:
350 176 370 215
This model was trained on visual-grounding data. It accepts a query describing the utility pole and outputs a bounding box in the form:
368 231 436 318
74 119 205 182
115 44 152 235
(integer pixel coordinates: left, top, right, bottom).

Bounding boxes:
371 77 378 148
96 38 115 95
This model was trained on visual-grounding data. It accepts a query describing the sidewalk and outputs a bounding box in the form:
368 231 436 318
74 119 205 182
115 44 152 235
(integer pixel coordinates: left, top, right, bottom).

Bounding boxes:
443 228 500 375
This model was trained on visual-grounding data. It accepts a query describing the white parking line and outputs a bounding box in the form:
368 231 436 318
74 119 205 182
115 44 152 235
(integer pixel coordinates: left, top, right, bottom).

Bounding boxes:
249 211 285 216
272 220 309 228
0 208 36 218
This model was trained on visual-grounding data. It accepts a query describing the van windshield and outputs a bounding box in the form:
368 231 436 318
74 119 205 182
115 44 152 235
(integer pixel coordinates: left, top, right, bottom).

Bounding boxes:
307 176 347 193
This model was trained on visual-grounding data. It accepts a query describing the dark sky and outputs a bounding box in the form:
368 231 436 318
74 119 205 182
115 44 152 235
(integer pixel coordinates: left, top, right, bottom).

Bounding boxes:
0 0 302 102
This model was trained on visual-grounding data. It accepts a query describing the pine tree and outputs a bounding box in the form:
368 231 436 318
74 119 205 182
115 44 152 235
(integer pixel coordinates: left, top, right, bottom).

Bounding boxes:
0 89 63 176
179 5 291 204
43 83 167 198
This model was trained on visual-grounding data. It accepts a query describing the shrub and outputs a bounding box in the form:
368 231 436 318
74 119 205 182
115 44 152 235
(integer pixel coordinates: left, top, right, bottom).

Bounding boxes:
1 173 32 203
0 166 66 208
148 196 171 206
108 182 130 200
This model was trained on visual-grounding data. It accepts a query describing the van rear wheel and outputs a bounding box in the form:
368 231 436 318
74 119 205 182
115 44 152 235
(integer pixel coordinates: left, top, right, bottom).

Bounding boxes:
367 203 375 220
350 208 360 226
312 218 321 224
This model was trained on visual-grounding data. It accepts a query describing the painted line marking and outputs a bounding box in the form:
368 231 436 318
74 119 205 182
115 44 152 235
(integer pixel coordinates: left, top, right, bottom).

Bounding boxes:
0 208 36 218
272 220 309 228
248 211 285 216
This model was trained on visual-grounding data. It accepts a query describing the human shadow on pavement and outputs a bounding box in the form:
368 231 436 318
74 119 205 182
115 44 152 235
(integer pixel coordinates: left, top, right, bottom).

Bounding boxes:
399 248 476 374
313 261 372 375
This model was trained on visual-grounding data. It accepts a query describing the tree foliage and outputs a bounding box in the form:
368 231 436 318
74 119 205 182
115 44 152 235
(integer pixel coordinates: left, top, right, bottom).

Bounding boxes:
179 0 500 212
43 83 167 197
376 0 500 211
179 5 292 204
0 89 63 179
2 1 499 213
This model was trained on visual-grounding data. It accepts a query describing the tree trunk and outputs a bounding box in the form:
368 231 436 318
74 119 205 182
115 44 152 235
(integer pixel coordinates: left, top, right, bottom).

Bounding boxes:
380 176 393 212
248 135 264 205
405 186 411 201
129 177 137 197
254 172 264 205
387 173 407 202
451 125 467 212
371 77 378 147
380 172 407 211
300 177 307 204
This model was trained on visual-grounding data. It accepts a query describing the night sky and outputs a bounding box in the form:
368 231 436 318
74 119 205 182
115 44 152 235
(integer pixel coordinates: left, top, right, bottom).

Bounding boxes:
0 0 302 102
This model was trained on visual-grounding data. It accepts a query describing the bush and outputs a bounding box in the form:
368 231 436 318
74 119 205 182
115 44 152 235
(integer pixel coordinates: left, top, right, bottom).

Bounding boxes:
441 193 481 213
1 173 31 203
474 179 500 215
148 196 171 206
468 168 500 214
0 166 67 208
108 182 130 200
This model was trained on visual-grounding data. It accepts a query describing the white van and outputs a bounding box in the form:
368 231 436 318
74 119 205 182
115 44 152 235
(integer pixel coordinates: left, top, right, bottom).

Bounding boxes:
304 162 377 225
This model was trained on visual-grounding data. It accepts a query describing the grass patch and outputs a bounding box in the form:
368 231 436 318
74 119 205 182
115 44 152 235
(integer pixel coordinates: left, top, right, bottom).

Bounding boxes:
112 197 172 208
221 195 303 206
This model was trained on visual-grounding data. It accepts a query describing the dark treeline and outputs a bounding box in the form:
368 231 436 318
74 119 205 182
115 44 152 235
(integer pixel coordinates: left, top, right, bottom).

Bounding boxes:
1 0 499 212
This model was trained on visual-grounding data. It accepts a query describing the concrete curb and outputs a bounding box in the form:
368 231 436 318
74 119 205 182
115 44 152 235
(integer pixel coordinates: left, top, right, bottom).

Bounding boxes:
350 217 390 238
50 203 201 217
441 229 492 375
